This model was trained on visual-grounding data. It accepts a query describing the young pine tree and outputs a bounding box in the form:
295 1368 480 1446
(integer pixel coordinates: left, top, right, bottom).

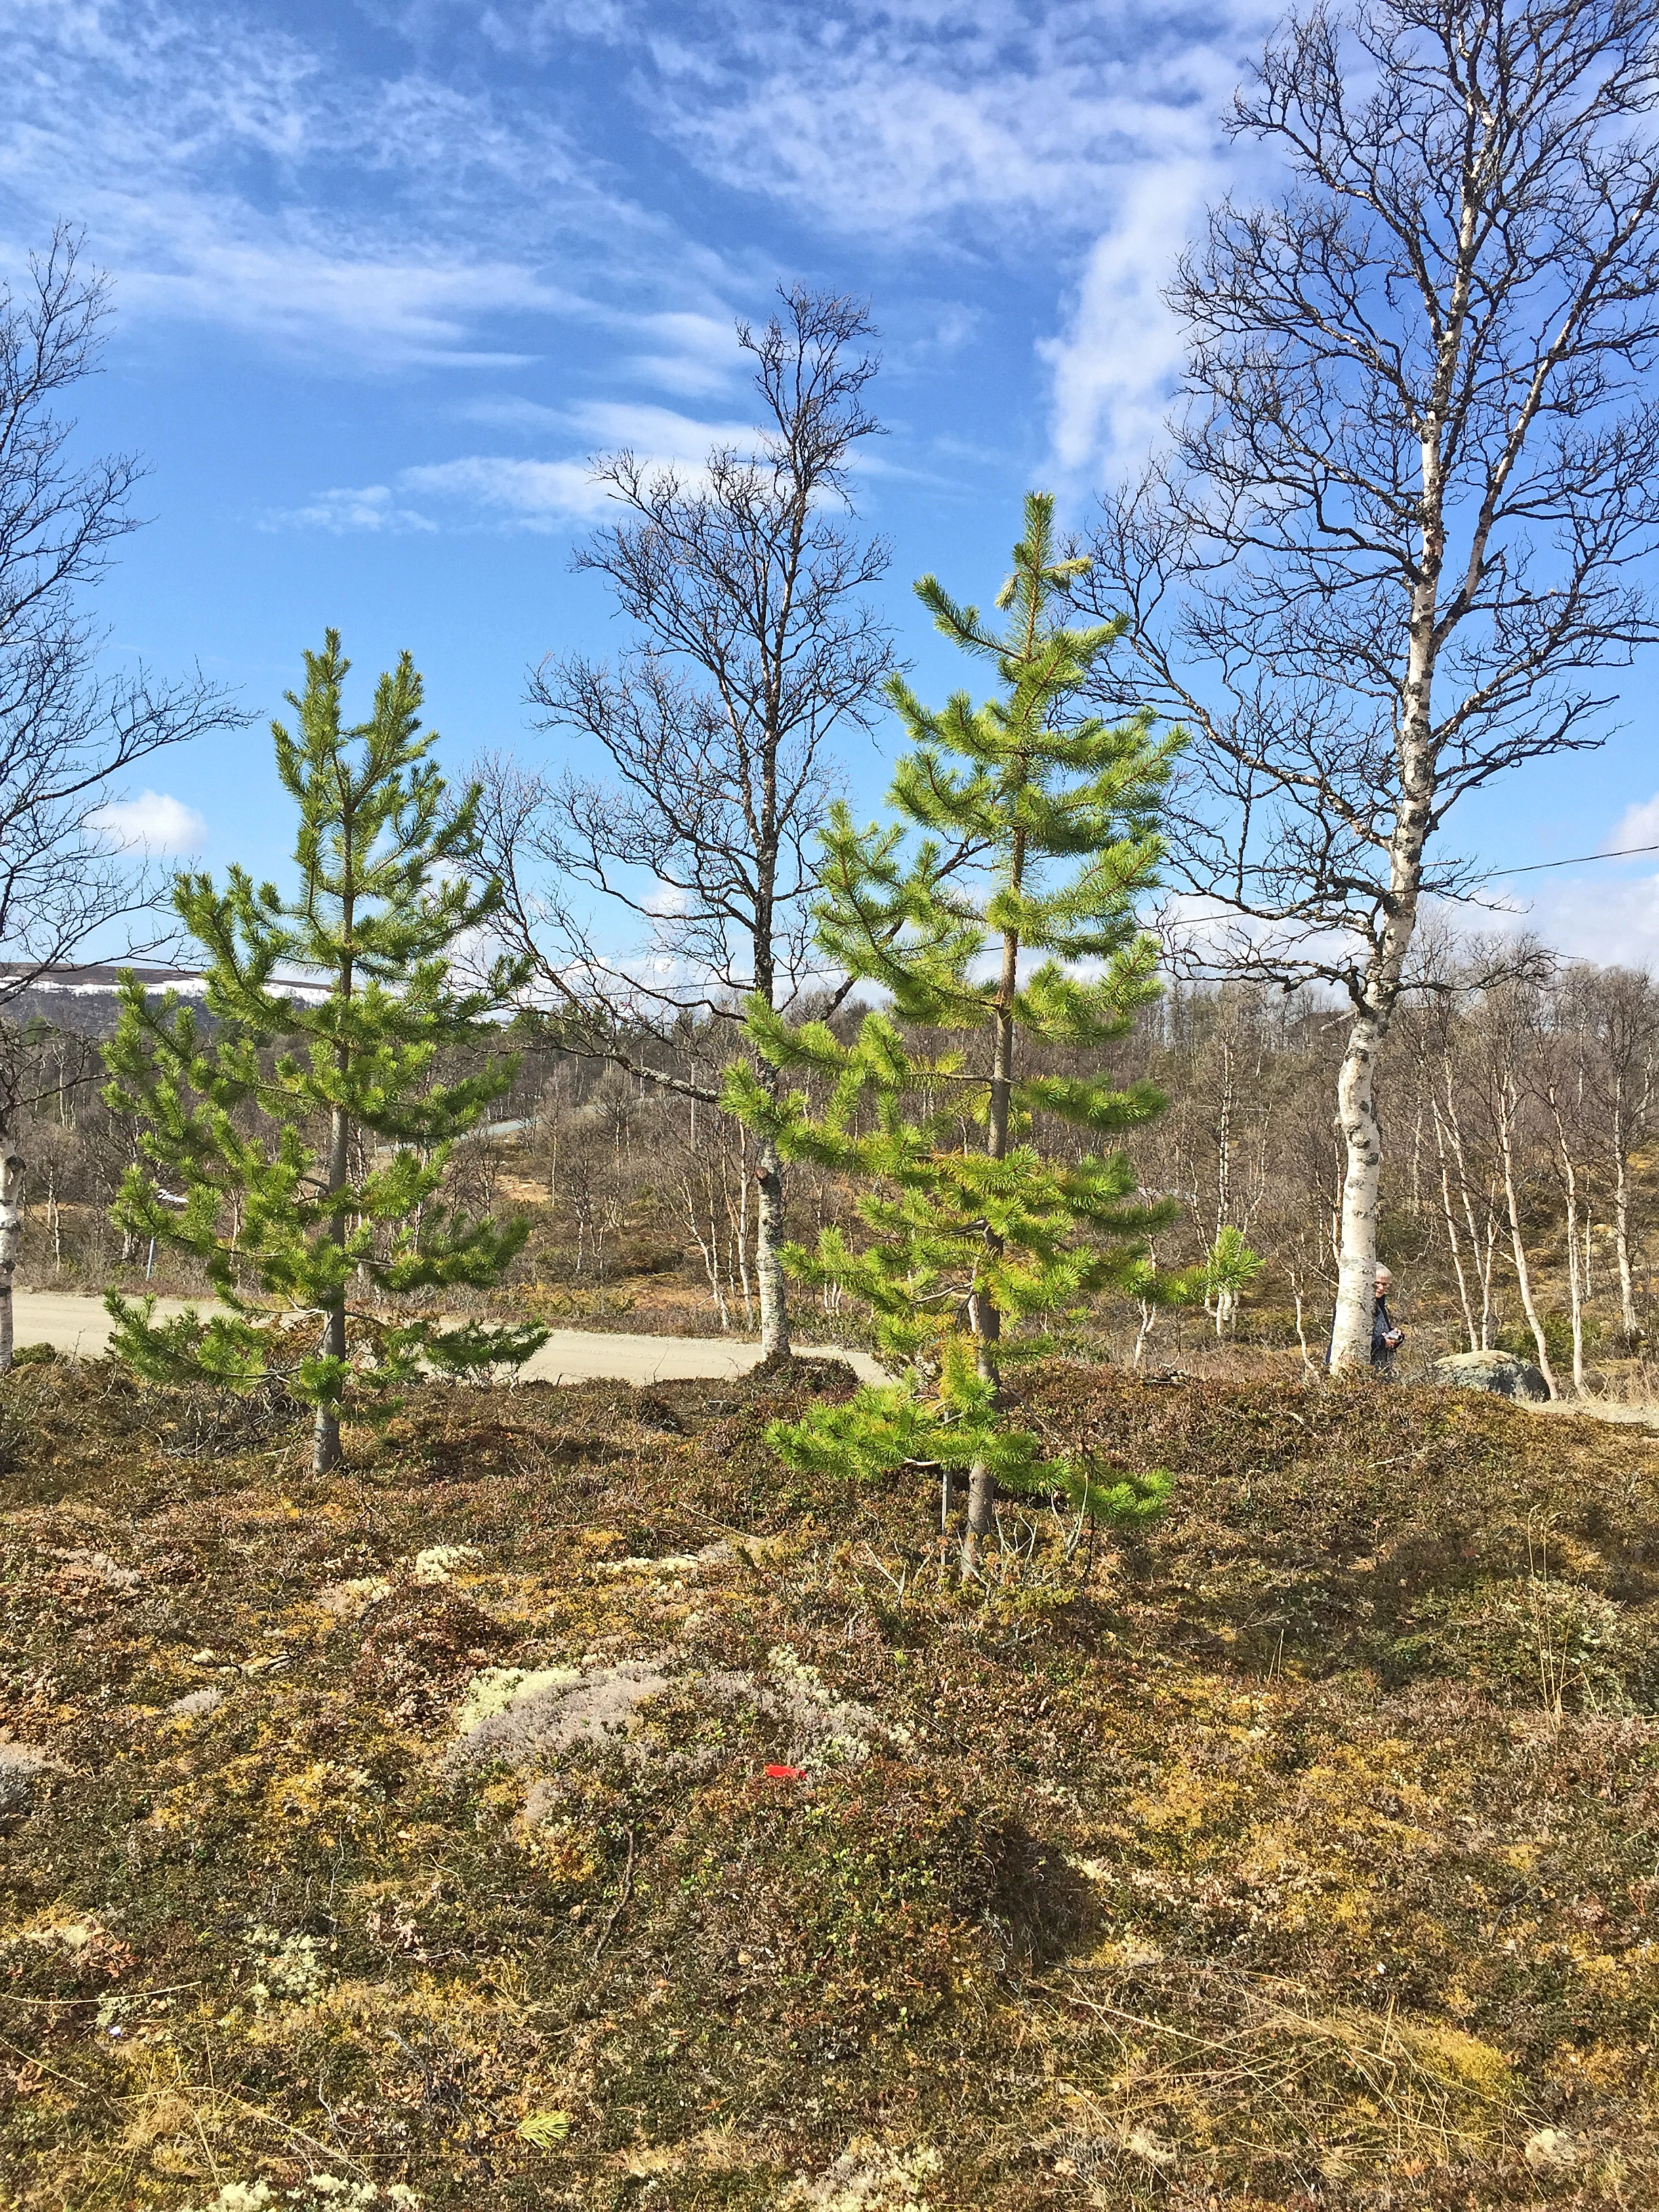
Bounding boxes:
727 495 1185 1573
104 632 545 1474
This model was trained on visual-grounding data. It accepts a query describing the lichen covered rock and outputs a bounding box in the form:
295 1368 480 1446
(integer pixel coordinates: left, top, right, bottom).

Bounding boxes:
1432 1348 1551 1401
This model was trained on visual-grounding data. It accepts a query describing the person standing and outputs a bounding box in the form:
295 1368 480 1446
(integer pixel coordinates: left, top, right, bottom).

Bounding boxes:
1371 1265 1404 1374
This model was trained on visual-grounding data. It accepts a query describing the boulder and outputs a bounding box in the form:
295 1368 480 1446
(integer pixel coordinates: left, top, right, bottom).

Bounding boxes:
1432 1349 1551 1403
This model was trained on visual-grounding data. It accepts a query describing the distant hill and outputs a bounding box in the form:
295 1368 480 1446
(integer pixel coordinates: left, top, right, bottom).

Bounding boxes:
0 963 328 1037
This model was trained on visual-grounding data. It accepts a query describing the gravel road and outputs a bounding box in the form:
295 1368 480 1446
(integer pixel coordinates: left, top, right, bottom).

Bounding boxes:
9 1290 887 1387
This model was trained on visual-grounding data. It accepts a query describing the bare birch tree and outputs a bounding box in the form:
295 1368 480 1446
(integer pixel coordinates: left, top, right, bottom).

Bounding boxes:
1578 963 1659 1335
1078 0 1659 1368
478 288 893 1359
0 229 242 1369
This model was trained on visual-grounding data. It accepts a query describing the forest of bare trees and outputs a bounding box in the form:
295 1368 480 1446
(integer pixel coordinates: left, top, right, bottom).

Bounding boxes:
9 947 1658 1400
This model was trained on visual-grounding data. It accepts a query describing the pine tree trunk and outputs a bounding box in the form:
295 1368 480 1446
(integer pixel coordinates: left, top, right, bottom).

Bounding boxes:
0 1133 22 1376
962 1282 1002 1576
963 882 1021 1579
314 1098 349 1475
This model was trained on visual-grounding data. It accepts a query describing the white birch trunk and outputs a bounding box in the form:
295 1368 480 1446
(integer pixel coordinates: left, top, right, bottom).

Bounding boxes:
1132 1303 1158 1368
0 1138 22 1375
1330 245 1465 1366
1551 1099 1587 1397
755 1133 790 1360
1612 1111 1639 1338
1479 1191 1500 1350
1328 645 1437 1366
1331 1006 1387 1368
682 1176 731 1331
1291 1281 1315 1378
1498 1078 1558 1397
1439 1151 1479 1351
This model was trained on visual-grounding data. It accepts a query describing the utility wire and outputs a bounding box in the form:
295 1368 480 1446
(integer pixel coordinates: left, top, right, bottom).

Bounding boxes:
1488 840 1659 878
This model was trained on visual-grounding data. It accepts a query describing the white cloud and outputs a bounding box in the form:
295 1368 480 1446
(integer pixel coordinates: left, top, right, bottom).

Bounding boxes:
484 0 1260 488
1484 796 1659 963
0 0 1271 487
0 0 674 369
1607 792 1659 854
611 1 1256 256
439 0 1257 247
113 226 573 368
1512 872 1659 967
1040 155 1214 476
260 484 437 533
475 0 637 45
565 399 758 455
88 789 208 854
623 310 744 396
454 396 570 432
398 455 610 525
272 401 762 533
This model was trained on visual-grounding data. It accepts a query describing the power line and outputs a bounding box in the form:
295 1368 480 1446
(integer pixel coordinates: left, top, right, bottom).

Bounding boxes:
1488 839 1659 878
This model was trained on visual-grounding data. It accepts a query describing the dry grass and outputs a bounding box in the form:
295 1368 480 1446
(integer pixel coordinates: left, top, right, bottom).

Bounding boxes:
2 1361 1657 2209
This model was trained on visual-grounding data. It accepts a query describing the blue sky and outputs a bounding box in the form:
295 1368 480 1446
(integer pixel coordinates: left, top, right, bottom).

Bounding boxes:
6 0 1659 963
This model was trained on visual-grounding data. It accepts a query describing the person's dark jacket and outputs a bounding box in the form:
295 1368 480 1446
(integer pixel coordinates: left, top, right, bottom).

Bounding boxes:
1371 1293 1399 1368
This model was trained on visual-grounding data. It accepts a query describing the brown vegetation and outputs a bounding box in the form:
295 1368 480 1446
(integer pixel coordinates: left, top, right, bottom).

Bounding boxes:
3 1359 1658 2207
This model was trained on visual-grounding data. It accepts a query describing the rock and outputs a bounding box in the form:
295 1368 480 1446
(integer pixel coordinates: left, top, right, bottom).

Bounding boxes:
1433 1349 1551 1402
167 1687 225 1721
1523 2127 1576 2173
0 1736 64 1816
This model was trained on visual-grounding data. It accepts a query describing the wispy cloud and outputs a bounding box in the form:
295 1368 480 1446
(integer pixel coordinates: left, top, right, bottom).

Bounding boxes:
0 0 699 369
1040 155 1215 476
3 0 1267 491
260 484 437 533
474 0 1249 242
266 398 763 533
114 220 575 366
397 455 607 526
451 0 1264 483
621 310 745 396
564 399 758 453
3 0 1288 526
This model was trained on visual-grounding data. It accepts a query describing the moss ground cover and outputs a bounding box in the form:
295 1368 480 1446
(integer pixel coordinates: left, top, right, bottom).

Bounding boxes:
2 1363 1658 2208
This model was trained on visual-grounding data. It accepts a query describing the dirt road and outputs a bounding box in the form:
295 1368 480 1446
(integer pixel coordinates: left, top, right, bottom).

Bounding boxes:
9 1290 887 1388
